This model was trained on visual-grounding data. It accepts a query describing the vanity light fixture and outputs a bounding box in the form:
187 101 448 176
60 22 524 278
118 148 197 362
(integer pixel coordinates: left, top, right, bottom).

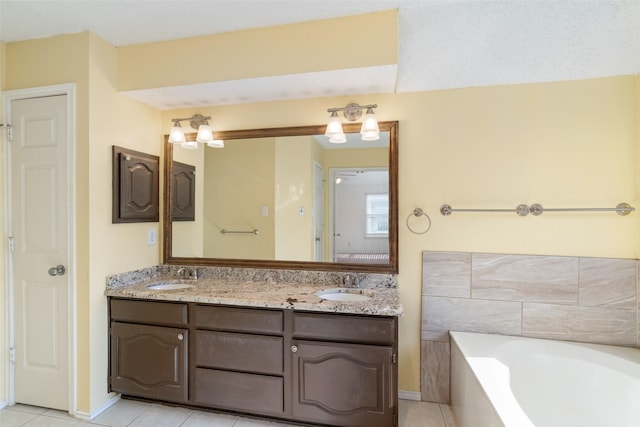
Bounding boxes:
168 113 224 149
325 103 380 143
324 111 346 143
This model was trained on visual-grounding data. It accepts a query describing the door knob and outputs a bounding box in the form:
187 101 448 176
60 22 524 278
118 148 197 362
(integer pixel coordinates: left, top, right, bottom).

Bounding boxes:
290 345 298 353
48 265 66 276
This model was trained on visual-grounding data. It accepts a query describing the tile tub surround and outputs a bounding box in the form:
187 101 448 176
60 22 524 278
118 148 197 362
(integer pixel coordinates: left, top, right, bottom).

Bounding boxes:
105 265 402 316
420 251 639 403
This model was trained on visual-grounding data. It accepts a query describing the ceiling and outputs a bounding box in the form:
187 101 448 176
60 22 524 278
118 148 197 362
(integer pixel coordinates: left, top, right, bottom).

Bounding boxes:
1 0 639 110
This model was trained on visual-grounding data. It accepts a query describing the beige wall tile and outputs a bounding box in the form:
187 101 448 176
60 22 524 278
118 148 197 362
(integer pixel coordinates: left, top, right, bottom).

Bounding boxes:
423 251 471 298
471 253 578 304
523 303 637 346
439 404 458 427
579 257 637 309
420 340 450 404
422 296 522 341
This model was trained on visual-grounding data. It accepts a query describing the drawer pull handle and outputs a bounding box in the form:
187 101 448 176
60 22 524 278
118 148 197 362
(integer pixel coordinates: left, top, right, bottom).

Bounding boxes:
290 345 298 353
177 334 184 341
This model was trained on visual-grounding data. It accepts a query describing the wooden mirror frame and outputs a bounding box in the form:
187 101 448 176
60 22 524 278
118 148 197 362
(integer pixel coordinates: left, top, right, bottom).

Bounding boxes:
163 121 398 273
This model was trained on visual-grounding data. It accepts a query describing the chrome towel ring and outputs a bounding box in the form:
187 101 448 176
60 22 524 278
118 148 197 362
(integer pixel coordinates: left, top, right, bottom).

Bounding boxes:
406 208 432 235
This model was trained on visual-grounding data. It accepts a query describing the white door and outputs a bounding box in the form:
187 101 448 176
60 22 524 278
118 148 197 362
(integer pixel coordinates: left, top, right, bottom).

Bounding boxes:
313 162 324 262
10 95 69 410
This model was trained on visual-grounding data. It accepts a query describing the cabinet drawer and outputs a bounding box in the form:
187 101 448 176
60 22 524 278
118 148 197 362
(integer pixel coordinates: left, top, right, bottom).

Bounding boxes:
292 312 396 345
194 368 283 417
194 305 283 334
110 299 188 326
195 331 283 375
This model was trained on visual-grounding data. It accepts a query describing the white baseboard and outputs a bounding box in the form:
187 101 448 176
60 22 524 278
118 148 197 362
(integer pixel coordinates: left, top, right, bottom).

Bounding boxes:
75 394 120 420
398 390 422 401
0 400 7 410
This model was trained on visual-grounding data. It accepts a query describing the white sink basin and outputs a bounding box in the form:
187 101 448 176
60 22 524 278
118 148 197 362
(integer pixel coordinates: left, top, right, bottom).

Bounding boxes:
317 289 373 302
148 282 195 291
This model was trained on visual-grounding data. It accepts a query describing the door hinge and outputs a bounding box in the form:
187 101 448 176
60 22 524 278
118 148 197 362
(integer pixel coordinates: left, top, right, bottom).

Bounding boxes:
9 347 15 365
1 124 13 142
8 237 14 253
392 353 397 364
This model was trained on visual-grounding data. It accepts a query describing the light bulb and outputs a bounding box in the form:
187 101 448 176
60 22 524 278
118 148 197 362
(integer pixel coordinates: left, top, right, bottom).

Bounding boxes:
360 107 379 141
325 111 346 143
196 124 214 143
168 122 186 144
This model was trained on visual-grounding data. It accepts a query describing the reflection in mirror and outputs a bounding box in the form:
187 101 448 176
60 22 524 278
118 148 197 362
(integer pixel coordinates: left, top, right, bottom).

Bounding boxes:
164 121 398 273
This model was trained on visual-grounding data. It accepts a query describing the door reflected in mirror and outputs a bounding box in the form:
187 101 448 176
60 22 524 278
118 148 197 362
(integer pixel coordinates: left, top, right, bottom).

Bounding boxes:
164 122 398 273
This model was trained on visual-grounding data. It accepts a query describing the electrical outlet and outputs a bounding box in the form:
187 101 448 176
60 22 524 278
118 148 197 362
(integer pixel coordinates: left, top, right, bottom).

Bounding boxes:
147 229 157 245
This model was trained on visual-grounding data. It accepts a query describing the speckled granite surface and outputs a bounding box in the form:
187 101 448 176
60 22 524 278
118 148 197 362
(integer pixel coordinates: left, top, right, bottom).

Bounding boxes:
105 266 402 316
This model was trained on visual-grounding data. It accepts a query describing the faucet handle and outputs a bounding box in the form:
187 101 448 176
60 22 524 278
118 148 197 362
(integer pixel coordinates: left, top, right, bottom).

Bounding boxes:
342 274 352 287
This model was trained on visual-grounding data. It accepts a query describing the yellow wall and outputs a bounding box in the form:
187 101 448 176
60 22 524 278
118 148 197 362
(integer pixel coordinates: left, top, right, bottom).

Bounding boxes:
274 136 315 260
203 138 276 259
3 32 162 413
163 75 638 392
117 11 397 91
86 33 162 412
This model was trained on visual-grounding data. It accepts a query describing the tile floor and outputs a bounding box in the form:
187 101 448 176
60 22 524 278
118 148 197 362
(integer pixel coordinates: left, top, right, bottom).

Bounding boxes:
0 398 458 427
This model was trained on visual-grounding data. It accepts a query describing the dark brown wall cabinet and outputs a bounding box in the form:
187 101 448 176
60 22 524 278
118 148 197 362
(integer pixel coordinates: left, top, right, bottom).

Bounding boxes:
172 161 195 221
109 298 398 426
112 146 159 223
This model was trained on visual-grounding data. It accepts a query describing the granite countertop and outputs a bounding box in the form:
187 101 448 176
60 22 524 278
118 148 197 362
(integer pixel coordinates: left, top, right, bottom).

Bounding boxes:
105 272 402 317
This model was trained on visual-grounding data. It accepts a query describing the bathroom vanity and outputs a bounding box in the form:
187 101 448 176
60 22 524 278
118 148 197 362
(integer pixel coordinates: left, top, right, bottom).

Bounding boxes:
106 268 401 427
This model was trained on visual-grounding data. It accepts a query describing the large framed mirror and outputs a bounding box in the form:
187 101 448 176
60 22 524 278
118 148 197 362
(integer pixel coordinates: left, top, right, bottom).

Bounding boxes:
163 121 398 273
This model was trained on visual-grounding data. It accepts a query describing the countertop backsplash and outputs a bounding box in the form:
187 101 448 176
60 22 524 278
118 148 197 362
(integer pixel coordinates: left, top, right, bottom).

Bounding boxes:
106 264 398 290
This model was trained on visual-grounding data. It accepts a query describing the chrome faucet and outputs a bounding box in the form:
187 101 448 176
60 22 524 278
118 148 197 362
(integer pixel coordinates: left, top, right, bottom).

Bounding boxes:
176 267 197 280
342 274 360 288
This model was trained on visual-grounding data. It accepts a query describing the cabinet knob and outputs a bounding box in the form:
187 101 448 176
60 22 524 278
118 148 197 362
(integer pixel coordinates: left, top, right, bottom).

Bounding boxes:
177 333 184 341
290 345 298 353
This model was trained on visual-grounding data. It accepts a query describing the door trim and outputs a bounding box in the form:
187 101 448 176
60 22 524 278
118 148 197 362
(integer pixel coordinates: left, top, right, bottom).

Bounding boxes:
2 83 77 415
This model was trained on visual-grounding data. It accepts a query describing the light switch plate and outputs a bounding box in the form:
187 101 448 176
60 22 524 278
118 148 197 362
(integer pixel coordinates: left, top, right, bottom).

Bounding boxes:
147 229 157 245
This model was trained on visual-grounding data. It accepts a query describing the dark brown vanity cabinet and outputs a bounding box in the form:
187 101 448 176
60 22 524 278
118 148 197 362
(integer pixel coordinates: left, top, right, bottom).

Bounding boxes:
109 299 189 403
108 298 398 426
291 312 398 427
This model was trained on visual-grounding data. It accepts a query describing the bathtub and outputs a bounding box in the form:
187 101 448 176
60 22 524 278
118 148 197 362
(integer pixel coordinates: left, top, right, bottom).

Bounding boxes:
450 331 640 427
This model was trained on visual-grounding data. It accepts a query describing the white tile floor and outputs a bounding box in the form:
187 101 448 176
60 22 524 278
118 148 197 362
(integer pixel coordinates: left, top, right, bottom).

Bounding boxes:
0 398 458 427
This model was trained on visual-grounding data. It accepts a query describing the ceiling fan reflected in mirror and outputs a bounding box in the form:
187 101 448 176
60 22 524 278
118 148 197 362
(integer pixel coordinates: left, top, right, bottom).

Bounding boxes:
335 171 360 184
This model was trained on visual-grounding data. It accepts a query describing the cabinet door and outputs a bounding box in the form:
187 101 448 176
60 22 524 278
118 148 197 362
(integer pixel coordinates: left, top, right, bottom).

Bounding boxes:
110 322 188 403
291 340 394 427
